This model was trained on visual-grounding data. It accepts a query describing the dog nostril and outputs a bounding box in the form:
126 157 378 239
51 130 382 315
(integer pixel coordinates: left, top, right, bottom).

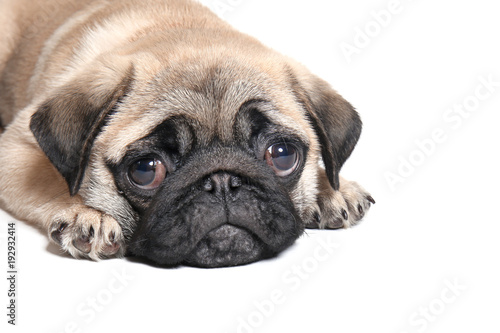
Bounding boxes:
230 176 241 188
203 173 242 193
203 178 214 192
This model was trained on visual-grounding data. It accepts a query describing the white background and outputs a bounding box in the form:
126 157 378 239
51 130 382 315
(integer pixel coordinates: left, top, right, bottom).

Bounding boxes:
2 0 500 332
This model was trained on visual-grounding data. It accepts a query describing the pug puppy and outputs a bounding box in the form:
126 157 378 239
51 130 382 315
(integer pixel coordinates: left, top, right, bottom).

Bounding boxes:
0 0 374 267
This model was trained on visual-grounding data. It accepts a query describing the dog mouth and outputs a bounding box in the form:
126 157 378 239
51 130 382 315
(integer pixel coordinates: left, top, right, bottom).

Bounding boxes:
126 161 303 268
183 224 271 268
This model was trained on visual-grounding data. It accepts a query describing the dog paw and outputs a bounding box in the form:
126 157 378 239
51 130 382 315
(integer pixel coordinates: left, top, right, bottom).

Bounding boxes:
338 179 375 227
48 205 125 260
312 176 375 229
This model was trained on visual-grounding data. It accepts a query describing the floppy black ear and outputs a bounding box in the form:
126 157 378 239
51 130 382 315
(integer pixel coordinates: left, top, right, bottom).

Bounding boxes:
289 70 362 191
30 67 133 196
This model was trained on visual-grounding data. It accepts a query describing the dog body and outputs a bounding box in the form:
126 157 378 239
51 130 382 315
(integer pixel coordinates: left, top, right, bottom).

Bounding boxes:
0 0 373 267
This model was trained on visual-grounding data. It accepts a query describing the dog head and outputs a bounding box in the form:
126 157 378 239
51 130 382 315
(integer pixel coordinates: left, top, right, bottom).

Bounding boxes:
29 31 361 267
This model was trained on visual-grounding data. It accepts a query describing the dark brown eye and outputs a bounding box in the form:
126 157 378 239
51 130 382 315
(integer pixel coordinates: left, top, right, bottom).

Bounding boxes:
129 158 166 189
264 143 299 177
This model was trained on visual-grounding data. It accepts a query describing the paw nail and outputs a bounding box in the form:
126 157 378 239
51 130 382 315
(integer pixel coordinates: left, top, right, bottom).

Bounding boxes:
341 209 348 220
306 212 321 229
50 223 68 245
358 204 364 215
314 211 321 223
58 223 68 233
367 196 376 204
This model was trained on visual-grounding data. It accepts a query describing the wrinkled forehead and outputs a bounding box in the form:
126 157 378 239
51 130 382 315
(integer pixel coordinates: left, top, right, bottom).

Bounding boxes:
100 59 312 162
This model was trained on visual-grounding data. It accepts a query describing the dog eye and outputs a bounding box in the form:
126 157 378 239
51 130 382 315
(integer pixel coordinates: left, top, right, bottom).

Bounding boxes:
128 158 166 189
264 143 299 177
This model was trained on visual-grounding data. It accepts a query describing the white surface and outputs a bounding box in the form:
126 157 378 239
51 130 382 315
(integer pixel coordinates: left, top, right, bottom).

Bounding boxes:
2 0 499 332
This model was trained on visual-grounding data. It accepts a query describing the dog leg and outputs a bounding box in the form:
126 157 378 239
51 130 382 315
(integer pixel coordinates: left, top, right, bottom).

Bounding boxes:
0 111 125 259
310 168 375 229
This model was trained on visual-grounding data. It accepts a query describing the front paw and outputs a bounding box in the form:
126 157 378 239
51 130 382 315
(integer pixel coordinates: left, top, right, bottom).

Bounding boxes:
339 180 375 227
48 205 125 260
314 177 375 229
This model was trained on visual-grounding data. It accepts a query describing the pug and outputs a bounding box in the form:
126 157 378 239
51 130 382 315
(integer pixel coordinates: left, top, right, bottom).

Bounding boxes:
0 0 374 267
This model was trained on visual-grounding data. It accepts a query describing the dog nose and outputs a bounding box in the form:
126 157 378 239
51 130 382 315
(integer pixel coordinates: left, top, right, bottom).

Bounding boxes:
203 172 242 194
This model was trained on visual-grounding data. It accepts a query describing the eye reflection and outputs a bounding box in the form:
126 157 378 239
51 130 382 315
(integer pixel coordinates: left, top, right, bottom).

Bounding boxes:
128 158 166 189
264 143 299 177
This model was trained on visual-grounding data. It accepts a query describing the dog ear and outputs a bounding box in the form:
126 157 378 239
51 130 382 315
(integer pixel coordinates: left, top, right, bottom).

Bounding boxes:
288 67 362 191
30 65 134 196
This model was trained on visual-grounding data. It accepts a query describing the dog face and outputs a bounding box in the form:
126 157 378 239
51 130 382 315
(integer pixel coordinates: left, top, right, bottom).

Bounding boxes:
29 31 361 267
